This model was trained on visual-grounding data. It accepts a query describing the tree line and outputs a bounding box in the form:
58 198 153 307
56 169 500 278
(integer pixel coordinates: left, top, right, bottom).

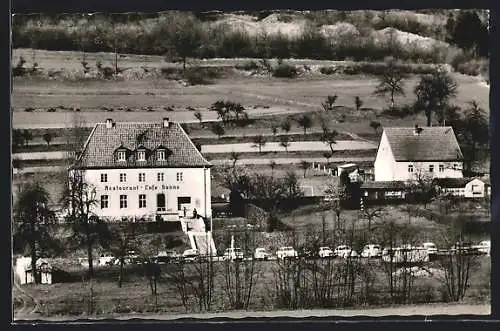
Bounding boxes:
12 11 487 65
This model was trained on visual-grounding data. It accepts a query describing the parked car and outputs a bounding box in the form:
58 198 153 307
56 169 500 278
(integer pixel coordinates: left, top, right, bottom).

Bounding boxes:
276 246 298 259
361 244 382 258
254 248 271 261
474 240 491 255
334 245 358 259
223 247 244 261
318 247 334 258
382 246 429 263
155 250 180 264
298 248 315 259
422 242 438 255
450 241 479 255
98 254 116 266
182 249 199 262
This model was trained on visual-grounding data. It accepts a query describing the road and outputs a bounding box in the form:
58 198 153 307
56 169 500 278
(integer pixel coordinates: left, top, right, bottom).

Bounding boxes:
12 107 304 129
202 140 376 153
14 303 490 321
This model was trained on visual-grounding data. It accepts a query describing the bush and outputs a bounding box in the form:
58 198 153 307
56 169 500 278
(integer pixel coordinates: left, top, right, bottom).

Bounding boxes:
235 61 259 71
319 66 337 75
273 63 298 78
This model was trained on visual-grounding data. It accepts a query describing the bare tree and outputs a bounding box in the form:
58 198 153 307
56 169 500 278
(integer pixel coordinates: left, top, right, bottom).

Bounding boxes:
321 126 338 155
230 151 240 169
374 61 408 110
269 160 277 176
194 111 203 127
42 132 53 146
108 222 139 288
271 125 278 136
369 121 381 135
211 122 225 139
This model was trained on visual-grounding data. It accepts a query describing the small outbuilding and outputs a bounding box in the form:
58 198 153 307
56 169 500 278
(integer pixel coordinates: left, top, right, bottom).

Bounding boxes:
433 177 490 198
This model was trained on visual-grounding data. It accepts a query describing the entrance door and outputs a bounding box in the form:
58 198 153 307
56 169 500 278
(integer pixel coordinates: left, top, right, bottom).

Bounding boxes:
157 193 166 212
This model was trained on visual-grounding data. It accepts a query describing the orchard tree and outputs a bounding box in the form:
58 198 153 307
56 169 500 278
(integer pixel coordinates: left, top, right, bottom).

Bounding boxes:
296 114 313 135
279 135 291 153
269 160 277 176
323 151 333 164
369 121 381 134
414 67 457 127
354 96 363 111
22 130 33 147
281 119 291 133
322 95 338 112
230 151 240 169
42 132 53 146
299 160 309 178
373 61 408 110
252 135 267 154
211 122 225 139
194 111 203 127
322 127 338 154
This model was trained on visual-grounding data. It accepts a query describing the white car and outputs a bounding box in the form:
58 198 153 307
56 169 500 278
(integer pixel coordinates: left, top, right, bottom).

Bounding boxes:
276 246 298 259
361 244 382 258
182 249 199 262
475 240 491 255
223 248 244 261
98 254 115 266
318 247 334 258
254 248 271 260
334 245 358 259
422 242 438 255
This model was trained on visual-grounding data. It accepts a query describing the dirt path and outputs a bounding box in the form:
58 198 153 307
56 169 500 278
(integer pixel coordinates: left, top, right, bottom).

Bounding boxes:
14 304 490 321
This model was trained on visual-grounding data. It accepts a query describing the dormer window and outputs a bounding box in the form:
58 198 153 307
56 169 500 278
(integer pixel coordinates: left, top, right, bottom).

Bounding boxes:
117 150 126 161
137 150 146 161
157 150 166 161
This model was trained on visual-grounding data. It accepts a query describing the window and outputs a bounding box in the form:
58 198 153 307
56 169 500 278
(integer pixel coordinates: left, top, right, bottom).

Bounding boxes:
157 193 166 212
177 196 191 211
137 150 146 161
453 163 459 170
120 195 128 209
120 173 127 182
117 151 126 161
429 165 434 173
157 172 164 182
472 185 481 195
138 173 146 182
100 195 109 209
176 172 183 181
408 165 414 173
139 194 146 208
157 150 166 161
100 173 108 182
439 164 444 172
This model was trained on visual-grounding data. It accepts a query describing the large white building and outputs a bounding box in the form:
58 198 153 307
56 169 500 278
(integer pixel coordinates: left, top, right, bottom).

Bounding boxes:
70 118 212 222
374 125 463 182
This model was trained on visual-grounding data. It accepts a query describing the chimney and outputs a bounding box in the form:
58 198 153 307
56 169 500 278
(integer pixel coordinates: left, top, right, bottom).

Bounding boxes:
105 118 114 129
163 117 170 128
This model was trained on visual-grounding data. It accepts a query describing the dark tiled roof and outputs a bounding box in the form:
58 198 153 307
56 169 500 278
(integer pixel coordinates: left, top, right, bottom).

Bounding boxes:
361 181 408 189
74 121 211 168
384 126 463 161
434 177 484 188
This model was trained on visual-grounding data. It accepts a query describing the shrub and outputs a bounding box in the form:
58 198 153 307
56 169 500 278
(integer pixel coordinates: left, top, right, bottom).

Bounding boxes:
319 66 337 75
273 63 298 78
235 61 259 71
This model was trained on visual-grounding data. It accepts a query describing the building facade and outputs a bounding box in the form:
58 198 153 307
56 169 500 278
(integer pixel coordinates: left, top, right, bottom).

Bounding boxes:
374 126 463 182
70 118 212 221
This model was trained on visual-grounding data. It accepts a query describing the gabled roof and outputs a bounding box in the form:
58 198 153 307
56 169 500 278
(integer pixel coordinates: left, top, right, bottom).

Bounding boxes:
383 126 463 162
74 121 211 169
434 177 487 188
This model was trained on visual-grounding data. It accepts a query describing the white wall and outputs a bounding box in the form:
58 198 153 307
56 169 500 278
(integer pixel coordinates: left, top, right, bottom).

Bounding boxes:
392 161 464 182
464 178 486 198
76 167 212 220
374 132 396 181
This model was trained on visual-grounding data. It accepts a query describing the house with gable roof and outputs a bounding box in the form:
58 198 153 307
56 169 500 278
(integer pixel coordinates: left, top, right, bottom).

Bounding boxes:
374 125 464 182
70 118 212 222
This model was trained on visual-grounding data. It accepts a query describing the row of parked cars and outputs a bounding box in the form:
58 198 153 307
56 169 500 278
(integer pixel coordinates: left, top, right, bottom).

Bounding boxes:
91 240 490 267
